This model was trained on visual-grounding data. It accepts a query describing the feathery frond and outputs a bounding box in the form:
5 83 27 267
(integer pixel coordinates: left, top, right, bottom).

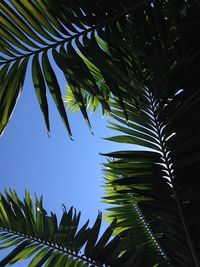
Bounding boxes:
0 0 150 136
0 189 145 266
102 87 200 266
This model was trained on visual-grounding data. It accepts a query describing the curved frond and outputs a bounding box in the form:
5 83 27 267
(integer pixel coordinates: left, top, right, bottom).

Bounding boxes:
0 0 150 136
0 189 145 266
103 163 169 267
102 88 200 266
2 1 198 135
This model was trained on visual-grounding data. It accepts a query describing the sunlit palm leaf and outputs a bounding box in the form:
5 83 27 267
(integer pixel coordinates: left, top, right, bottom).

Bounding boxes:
0 0 151 136
103 165 169 267
2 0 198 135
0 189 145 266
64 51 111 115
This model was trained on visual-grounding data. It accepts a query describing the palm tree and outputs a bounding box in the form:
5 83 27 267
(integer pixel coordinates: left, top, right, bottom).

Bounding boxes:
1 0 200 266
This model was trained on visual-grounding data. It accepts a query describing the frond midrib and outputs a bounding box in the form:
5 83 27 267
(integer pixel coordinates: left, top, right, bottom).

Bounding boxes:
1 0 149 66
1 26 93 66
129 195 168 260
148 91 200 267
0 226 100 267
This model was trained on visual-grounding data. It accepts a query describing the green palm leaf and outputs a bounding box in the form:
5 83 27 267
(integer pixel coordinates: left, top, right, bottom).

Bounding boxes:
103 167 169 267
2 0 197 135
1 0 152 136
102 87 200 266
0 189 146 266
64 51 111 115
1 1 200 265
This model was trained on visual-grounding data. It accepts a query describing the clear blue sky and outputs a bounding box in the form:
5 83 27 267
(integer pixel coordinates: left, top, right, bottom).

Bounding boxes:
0 64 131 264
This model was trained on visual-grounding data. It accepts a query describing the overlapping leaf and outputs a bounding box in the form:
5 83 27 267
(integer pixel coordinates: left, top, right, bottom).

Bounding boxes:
1 1 200 266
2 0 199 135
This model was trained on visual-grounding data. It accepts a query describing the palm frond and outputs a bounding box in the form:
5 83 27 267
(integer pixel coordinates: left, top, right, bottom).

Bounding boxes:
103 166 169 267
102 88 200 266
2 1 199 135
0 0 151 136
0 189 146 266
158 86 200 265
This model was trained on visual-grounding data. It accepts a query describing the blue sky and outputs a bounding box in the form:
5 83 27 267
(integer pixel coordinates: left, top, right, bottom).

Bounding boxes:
0 64 131 264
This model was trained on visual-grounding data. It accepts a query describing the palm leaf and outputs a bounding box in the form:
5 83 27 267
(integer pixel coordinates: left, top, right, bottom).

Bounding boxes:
102 87 200 266
64 50 111 115
0 0 152 136
0 189 148 266
2 1 198 135
103 166 169 267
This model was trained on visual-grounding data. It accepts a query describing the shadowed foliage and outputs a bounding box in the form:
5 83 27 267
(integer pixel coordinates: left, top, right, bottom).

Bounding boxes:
1 0 200 266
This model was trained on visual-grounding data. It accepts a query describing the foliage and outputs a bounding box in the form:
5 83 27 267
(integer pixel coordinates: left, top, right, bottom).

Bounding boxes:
102 87 200 266
0 0 149 136
2 0 200 135
0 189 144 267
1 0 200 266
64 51 111 116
